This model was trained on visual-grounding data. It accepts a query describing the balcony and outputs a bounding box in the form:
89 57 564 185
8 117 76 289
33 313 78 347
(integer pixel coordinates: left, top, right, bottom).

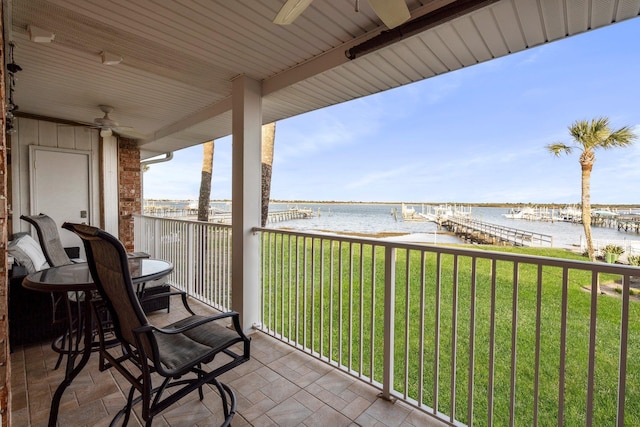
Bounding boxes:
11 215 640 426
11 298 446 426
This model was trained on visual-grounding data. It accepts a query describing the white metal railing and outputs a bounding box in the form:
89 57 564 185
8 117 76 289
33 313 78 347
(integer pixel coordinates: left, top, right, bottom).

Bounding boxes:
134 215 232 311
581 237 640 258
132 216 639 426
256 227 640 427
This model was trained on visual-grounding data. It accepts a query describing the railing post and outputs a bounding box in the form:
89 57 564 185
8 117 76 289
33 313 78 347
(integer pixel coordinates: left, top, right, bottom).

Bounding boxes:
133 215 141 250
153 217 161 257
187 222 195 296
381 245 396 401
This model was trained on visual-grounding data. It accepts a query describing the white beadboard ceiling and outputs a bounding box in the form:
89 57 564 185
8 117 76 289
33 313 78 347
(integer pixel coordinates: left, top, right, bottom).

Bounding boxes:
7 0 640 158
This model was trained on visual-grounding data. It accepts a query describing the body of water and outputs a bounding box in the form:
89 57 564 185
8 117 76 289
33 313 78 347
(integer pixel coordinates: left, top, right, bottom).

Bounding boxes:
268 203 640 251
144 200 640 251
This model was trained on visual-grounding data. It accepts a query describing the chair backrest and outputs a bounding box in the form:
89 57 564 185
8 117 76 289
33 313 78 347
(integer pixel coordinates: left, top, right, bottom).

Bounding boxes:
62 222 150 350
20 214 71 267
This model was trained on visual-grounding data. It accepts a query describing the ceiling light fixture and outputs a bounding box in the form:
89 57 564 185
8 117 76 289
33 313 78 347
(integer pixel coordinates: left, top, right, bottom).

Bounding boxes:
101 51 123 66
28 25 55 43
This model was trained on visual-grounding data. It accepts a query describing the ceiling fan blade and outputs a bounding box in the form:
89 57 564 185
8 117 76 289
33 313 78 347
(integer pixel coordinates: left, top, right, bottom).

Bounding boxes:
367 0 410 29
273 0 314 25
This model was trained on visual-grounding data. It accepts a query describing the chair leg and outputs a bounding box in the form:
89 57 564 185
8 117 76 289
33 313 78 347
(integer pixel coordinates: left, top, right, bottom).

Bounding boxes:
51 292 67 369
197 368 204 400
181 292 196 315
52 333 67 370
110 385 137 427
213 380 237 427
52 292 81 371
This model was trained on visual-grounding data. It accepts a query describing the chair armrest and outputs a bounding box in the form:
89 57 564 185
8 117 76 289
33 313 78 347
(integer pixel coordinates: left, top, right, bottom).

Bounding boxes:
135 311 239 335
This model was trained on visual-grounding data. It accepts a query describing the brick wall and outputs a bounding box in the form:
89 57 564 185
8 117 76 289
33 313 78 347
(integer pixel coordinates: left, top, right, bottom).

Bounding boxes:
118 138 141 252
0 5 10 424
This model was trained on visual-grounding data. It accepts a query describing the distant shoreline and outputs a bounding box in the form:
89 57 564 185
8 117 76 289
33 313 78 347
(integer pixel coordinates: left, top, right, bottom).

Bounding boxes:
144 199 640 209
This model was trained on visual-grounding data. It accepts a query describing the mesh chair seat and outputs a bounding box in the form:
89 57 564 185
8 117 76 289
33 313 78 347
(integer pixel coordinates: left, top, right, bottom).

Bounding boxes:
152 315 242 373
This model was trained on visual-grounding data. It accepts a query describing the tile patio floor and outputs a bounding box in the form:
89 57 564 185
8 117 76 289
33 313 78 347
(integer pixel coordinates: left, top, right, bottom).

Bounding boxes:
10 296 449 426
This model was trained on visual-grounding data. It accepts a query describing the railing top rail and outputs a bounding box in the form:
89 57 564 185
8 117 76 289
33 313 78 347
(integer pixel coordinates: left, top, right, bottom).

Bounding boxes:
134 214 232 228
254 226 640 275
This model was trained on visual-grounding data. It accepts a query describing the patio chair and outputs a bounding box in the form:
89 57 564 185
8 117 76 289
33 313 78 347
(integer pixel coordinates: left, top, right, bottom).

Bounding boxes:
63 222 250 426
20 214 87 369
20 214 79 266
22 212 194 314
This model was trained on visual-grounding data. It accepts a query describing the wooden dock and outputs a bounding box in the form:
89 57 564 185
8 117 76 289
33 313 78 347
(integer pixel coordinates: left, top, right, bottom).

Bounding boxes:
266 208 314 224
143 206 313 224
587 214 640 234
442 217 553 247
614 215 640 233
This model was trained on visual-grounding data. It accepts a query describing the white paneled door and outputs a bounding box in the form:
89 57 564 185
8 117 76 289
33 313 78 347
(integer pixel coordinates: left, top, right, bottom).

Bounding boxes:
29 146 92 253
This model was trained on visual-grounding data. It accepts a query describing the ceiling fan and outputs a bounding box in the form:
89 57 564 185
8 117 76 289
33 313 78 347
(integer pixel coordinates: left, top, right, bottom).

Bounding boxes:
274 0 411 29
92 105 135 137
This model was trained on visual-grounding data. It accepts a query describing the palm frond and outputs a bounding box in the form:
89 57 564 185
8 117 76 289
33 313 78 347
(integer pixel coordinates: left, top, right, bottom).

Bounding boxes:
602 125 638 149
546 143 572 156
569 120 588 144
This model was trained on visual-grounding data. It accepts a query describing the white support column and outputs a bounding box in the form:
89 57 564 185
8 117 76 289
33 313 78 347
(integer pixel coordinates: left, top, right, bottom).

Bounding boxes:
101 134 119 235
231 75 262 332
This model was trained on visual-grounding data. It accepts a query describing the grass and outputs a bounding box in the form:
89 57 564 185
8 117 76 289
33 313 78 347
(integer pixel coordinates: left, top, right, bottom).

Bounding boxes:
260 235 640 426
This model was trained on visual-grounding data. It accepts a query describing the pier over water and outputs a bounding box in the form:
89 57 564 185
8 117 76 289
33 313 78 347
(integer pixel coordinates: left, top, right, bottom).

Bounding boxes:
590 213 640 234
143 204 314 224
442 217 554 247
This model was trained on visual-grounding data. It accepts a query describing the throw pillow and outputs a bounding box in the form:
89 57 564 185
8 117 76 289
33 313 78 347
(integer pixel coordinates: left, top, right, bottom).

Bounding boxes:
8 234 50 273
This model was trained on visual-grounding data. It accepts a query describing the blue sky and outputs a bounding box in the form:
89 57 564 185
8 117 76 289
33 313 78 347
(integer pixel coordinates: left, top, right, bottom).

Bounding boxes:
144 17 640 204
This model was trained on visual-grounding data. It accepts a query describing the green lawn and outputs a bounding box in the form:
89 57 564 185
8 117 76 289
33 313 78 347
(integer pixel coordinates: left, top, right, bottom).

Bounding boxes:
261 236 639 426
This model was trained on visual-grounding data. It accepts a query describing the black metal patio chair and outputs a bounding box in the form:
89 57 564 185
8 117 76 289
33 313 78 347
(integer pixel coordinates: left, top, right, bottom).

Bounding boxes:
21 213 87 369
63 222 250 426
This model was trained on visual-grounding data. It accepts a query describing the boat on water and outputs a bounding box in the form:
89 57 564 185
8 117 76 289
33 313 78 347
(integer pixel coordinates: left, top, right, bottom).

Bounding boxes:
503 207 536 220
503 206 578 222
591 208 619 218
407 204 472 224
504 206 620 223
559 206 581 222
401 203 425 221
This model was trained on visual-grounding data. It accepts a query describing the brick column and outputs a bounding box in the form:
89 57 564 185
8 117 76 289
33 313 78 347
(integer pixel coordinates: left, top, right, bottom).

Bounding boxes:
0 7 10 425
118 138 141 252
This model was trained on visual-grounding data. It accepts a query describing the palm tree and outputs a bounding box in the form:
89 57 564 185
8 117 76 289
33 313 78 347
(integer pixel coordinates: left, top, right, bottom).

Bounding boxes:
197 140 214 222
261 122 276 227
547 117 637 266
